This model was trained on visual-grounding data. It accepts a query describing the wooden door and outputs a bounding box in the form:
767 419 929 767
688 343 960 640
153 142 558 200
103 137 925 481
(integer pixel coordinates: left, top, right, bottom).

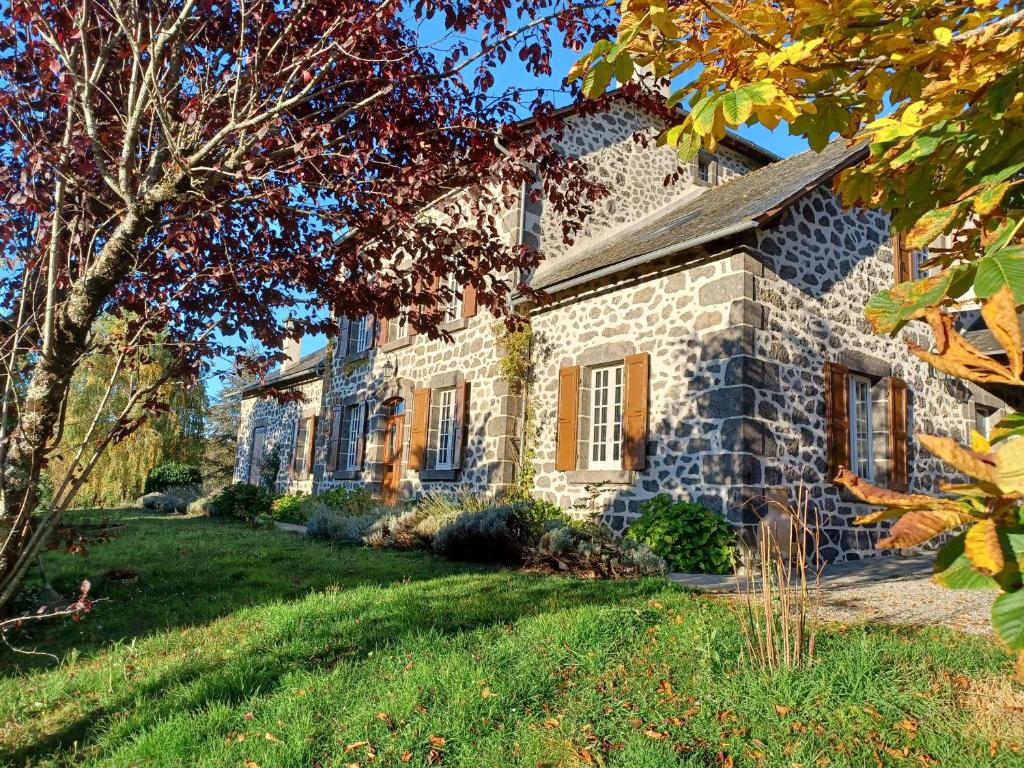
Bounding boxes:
381 402 405 504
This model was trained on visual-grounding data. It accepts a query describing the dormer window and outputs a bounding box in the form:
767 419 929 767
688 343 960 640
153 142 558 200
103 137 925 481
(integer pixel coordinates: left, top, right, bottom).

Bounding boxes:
697 155 711 183
694 152 718 186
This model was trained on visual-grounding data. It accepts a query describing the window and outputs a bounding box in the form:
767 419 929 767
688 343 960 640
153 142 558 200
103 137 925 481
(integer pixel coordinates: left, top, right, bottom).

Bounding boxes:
590 364 624 470
292 416 313 476
443 275 462 323
340 404 362 470
696 155 711 183
248 426 267 485
346 315 371 355
388 309 409 341
975 404 997 440
848 375 874 481
432 387 457 469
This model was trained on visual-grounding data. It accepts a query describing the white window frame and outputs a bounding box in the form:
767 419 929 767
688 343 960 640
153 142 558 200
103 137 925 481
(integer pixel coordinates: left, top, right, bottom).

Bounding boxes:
389 309 409 341
341 404 361 470
848 374 874 481
293 416 311 476
590 363 624 470
434 387 457 469
347 315 371 354
444 274 462 323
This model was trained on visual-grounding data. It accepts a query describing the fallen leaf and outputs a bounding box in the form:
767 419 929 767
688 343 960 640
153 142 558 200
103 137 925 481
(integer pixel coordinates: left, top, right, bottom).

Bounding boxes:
264 733 283 744
774 704 792 717
543 718 560 729
427 748 442 765
244 762 259 768
344 741 368 753
644 728 668 740
481 687 494 699
400 750 413 763
428 735 446 748
244 712 254 721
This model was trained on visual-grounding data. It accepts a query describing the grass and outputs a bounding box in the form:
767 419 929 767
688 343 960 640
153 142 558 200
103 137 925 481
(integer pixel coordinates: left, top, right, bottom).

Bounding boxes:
1 511 1021 767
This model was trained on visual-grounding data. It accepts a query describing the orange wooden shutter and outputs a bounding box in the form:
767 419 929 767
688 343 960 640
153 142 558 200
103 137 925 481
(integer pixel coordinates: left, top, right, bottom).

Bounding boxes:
893 233 913 284
824 361 850 482
408 388 431 471
461 281 477 318
888 377 910 491
555 366 580 471
409 276 423 337
355 402 368 469
623 353 650 470
452 380 470 467
376 315 389 347
306 415 318 477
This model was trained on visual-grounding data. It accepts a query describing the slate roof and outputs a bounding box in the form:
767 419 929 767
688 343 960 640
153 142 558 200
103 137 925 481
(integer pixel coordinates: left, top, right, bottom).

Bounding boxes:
242 347 327 396
963 315 1024 356
529 138 868 293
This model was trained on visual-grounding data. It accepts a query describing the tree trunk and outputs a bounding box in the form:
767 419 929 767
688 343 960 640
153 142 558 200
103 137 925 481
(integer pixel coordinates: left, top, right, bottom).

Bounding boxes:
0 200 160 611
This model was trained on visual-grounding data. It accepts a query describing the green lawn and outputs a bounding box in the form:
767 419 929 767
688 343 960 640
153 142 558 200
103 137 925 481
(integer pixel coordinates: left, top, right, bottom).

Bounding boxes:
1 512 1021 767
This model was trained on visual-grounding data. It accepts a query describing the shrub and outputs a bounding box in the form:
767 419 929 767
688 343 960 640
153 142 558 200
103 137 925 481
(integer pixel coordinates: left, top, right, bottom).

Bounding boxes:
307 502 385 542
210 483 273 522
144 462 203 493
363 510 428 550
315 486 378 516
515 497 569 539
259 446 281 490
271 494 308 524
432 505 535 564
532 523 667 578
626 495 735 574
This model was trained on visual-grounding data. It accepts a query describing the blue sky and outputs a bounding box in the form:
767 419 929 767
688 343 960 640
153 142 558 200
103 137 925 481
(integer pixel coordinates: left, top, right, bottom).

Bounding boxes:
206 20 810 398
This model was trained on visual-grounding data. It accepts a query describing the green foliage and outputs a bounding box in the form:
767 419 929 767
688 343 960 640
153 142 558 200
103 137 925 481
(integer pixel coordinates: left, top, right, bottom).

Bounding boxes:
626 495 736 575
307 507 385 542
259 445 281 491
271 494 308 525
210 483 273 522
533 522 667 578
51 315 207 507
144 462 203 494
494 321 538 499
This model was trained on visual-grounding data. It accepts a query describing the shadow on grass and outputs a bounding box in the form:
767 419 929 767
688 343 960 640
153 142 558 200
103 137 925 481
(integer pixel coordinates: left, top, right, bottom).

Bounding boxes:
4 514 664 766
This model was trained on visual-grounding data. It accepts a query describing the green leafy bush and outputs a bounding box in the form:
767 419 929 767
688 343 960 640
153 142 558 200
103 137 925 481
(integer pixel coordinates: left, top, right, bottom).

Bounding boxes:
532 523 667 578
271 494 308 524
626 495 735 574
144 462 203 493
315 486 378 516
210 483 273 522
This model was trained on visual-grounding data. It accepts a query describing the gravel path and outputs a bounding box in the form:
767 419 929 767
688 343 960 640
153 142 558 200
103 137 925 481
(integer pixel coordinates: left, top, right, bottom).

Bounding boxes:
672 555 997 635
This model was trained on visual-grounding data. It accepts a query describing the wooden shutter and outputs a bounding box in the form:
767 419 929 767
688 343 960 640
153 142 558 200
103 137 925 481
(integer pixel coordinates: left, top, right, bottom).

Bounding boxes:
306 415 318 477
452 380 470 468
623 353 650 470
338 317 350 356
408 388 431 471
709 158 719 186
888 377 910 491
354 402 368 470
824 361 850 482
376 315 389 347
555 366 580 471
461 282 477 318
893 233 913 284
326 408 342 473
290 418 302 477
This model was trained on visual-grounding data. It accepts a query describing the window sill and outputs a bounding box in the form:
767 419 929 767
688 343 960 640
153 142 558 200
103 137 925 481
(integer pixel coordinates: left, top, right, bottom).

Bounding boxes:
439 317 469 333
342 350 370 366
420 468 459 482
380 336 412 353
566 469 636 486
332 469 361 481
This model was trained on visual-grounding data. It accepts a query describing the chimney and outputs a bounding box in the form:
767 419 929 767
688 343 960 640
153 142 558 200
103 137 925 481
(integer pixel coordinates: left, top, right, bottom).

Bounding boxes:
282 318 301 372
631 62 672 100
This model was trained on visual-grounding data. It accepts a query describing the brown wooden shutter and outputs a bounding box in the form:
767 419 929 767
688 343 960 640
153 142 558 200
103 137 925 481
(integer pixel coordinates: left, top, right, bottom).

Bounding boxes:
408 388 431 471
354 402 368 470
824 361 850 482
888 377 910 491
306 415 318 477
338 318 350 356
893 233 913 284
452 380 471 468
326 408 342 473
461 282 477 318
623 353 650 470
290 418 303 477
555 366 580 471
376 315 389 347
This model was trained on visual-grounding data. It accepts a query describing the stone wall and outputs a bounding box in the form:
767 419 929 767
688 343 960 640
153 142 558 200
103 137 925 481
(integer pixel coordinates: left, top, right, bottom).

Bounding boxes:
235 376 324 495
528 250 763 531
524 101 758 258
313 313 522 499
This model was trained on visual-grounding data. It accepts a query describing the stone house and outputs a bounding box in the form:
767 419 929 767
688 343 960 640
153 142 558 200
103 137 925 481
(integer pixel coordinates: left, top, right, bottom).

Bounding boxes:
235 95 1011 561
